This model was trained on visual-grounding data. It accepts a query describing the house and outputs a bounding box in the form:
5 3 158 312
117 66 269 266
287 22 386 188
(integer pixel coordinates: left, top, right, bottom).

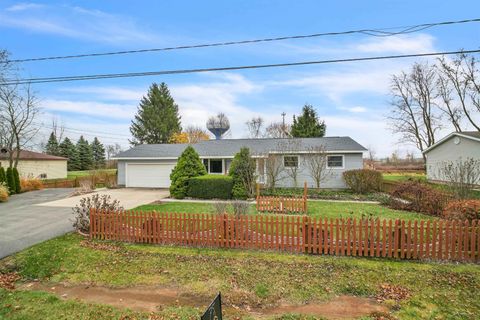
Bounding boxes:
0 150 68 179
423 131 480 183
113 137 367 189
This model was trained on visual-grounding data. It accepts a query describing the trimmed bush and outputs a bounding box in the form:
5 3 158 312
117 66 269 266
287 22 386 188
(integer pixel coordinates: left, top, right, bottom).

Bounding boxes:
0 183 8 202
343 169 383 194
188 174 233 199
6 167 16 194
229 147 256 199
13 168 21 194
388 181 450 216
0 167 6 184
442 200 480 221
170 146 207 199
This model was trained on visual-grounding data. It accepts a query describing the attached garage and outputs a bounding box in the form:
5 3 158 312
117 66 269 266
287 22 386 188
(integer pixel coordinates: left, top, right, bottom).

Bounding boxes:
125 163 176 188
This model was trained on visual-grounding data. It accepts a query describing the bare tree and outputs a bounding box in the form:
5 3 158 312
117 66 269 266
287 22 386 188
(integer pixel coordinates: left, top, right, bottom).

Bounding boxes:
304 145 331 188
0 83 40 167
277 139 303 187
264 154 284 189
184 125 210 143
51 117 65 142
265 121 291 138
365 145 376 169
245 116 264 138
436 158 480 199
106 143 123 160
388 63 442 161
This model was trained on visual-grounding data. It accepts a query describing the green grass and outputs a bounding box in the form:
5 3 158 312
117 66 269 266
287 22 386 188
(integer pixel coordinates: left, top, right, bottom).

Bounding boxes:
135 200 435 221
67 169 116 180
1 233 479 319
382 172 426 182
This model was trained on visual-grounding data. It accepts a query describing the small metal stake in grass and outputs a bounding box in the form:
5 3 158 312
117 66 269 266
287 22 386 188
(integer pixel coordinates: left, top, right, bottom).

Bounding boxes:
201 292 222 320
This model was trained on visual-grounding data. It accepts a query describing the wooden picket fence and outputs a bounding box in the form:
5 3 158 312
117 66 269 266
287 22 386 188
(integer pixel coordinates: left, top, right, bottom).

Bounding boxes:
256 182 307 213
89 210 480 263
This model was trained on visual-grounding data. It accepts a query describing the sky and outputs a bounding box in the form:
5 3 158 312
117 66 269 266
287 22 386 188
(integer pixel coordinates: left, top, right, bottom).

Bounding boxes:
1 0 479 157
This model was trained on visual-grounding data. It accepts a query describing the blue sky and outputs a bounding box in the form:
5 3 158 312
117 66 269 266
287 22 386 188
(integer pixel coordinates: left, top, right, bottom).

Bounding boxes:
1 0 479 156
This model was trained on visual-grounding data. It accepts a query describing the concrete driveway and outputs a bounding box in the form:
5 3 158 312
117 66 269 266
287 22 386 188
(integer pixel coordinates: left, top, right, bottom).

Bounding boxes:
0 188 169 259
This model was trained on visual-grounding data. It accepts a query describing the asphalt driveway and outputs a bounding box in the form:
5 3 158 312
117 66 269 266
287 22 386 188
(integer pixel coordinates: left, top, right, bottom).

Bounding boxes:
0 188 169 259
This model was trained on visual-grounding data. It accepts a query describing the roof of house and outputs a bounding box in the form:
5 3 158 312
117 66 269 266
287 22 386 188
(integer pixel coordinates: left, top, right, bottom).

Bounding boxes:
0 150 68 161
423 131 480 154
114 137 367 159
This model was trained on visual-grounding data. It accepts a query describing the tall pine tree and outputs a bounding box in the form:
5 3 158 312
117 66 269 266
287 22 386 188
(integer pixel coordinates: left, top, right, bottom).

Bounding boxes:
291 104 326 138
59 137 79 171
130 82 181 145
76 136 93 170
91 137 106 169
45 132 60 155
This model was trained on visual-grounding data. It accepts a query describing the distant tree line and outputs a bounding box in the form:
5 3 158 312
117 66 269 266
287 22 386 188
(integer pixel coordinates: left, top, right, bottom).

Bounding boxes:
45 133 107 171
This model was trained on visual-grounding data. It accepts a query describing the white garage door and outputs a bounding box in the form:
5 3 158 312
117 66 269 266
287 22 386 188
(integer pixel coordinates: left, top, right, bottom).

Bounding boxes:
126 163 176 188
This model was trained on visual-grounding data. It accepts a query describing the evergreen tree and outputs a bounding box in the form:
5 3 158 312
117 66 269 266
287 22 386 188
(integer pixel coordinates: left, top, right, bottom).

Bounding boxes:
13 167 21 193
291 104 326 138
229 147 256 199
45 132 60 155
76 136 93 170
0 166 6 184
59 137 79 171
91 137 106 169
169 146 206 199
130 82 182 145
6 167 16 194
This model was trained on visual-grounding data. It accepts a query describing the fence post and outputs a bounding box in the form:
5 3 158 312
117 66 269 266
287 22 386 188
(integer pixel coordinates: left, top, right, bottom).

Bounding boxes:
303 181 308 213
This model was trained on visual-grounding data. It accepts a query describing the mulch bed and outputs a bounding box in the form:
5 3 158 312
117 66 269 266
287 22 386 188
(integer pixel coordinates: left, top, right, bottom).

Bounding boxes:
0 272 20 290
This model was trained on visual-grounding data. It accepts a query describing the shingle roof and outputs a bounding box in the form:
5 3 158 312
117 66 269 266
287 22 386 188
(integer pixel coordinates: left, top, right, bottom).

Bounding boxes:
114 137 367 159
423 131 480 154
0 150 67 161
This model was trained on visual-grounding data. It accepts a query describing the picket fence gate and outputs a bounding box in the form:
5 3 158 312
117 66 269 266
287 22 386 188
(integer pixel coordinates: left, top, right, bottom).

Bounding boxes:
89 209 479 263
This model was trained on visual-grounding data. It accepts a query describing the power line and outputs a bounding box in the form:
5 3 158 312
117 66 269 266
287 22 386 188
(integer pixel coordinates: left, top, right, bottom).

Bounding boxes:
35 122 131 138
2 49 479 85
36 123 130 141
7 18 480 63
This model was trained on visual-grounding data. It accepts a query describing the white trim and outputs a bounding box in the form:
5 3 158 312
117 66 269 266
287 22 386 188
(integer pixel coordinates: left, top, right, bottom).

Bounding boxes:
423 132 480 154
326 154 345 169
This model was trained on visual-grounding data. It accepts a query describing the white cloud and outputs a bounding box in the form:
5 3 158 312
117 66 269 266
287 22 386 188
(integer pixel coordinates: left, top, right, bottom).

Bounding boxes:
41 99 136 119
0 4 157 44
354 34 435 54
339 106 367 113
6 3 44 12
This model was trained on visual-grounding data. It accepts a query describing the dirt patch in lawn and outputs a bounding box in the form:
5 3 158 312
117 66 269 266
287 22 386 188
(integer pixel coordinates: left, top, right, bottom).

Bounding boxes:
21 283 389 319
259 295 389 319
21 282 209 312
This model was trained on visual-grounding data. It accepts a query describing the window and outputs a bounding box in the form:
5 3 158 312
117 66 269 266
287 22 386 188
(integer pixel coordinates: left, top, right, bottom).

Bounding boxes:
327 155 343 168
284 156 298 168
209 159 223 173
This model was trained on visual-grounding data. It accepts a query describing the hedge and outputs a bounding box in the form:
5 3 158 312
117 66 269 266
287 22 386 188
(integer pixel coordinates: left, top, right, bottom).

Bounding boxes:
343 169 383 194
188 174 233 199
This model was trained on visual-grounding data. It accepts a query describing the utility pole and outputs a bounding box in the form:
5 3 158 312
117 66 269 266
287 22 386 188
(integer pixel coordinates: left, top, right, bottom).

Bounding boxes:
281 112 286 138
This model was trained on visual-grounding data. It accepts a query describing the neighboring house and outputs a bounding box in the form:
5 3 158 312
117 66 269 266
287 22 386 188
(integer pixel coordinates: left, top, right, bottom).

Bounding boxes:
113 137 366 189
0 150 68 179
423 131 480 183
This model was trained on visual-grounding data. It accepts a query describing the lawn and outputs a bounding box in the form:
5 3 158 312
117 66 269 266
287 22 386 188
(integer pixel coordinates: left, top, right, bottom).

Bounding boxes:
67 169 116 180
135 200 435 221
1 233 479 319
382 172 426 182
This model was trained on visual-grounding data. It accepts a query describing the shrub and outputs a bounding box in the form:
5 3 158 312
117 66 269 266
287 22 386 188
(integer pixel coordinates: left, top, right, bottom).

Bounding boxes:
20 178 44 192
170 146 207 199
442 200 480 221
0 167 6 184
229 147 256 199
72 194 123 235
212 201 229 215
188 174 233 199
13 168 21 194
343 169 383 194
388 181 450 216
232 200 250 216
0 183 9 202
6 167 15 194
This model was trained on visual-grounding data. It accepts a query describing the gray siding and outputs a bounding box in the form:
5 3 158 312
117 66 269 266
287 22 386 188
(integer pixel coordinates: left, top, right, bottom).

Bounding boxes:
274 153 363 189
426 136 480 182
